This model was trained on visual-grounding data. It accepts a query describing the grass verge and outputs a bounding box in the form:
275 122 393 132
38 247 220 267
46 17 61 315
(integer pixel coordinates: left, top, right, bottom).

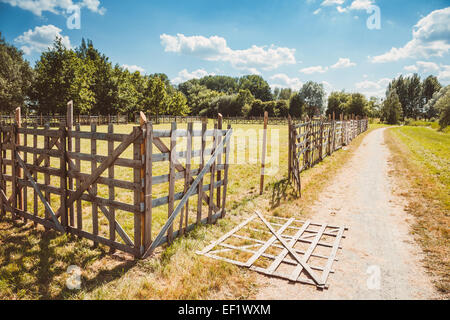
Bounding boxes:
385 126 449 295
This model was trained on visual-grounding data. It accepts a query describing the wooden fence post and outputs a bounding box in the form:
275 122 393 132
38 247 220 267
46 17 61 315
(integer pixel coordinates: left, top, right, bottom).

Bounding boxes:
59 122 67 228
217 114 223 207
288 115 292 180
67 101 74 227
260 111 268 195
221 123 231 218
168 122 176 243
14 107 23 212
139 112 149 255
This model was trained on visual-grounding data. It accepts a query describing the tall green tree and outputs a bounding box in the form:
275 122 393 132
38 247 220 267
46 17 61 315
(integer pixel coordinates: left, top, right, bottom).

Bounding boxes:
382 89 402 124
346 93 368 117
289 92 304 118
422 76 442 118
0 32 34 113
32 37 95 115
326 91 350 117
299 81 325 117
238 75 273 101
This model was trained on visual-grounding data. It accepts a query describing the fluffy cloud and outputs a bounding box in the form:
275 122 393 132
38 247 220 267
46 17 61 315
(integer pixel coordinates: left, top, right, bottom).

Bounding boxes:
270 74 303 90
300 57 355 74
0 0 106 16
371 7 450 63
122 64 145 73
160 33 296 73
14 24 71 55
348 0 374 10
404 61 450 83
321 0 345 6
354 78 390 97
331 57 356 69
171 69 215 85
300 65 328 74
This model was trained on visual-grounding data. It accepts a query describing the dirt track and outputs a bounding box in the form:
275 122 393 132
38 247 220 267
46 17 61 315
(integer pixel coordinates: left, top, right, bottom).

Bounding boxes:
256 128 438 300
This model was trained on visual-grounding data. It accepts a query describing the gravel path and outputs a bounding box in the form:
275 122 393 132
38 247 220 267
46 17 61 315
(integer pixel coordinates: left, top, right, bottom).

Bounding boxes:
256 128 438 300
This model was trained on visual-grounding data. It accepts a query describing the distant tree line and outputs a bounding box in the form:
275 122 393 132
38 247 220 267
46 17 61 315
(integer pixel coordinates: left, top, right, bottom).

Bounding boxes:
1 33 447 128
381 74 448 127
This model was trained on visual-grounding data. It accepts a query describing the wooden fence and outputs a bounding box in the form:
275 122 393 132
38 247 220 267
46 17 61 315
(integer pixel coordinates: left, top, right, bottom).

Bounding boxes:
223 116 291 125
0 104 232 258
288 114 368 196
0 114 129 127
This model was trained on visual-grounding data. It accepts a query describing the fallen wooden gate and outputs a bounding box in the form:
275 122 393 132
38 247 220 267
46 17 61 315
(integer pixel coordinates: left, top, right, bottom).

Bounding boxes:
197 211 347 289
0 105 232 258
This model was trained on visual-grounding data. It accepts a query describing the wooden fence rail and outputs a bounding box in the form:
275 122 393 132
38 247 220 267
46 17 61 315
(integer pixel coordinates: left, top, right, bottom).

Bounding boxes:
0 104 232 258
288 114 368 196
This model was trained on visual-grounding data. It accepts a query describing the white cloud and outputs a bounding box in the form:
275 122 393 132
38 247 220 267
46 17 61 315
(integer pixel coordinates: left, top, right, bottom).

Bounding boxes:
348 0 374 11
354 77 391 97
171 69 215 85
300 65 328 74
438 65 450 82
371 7 450 63
403 61 450 83
122 64 145 73
14 24 71 55
321 0 345 6
300 57 355 74
336 6 348 13
160 33 296 73
0 0 106 16
313 8 321 15
270 74 303 90
330 57 356 69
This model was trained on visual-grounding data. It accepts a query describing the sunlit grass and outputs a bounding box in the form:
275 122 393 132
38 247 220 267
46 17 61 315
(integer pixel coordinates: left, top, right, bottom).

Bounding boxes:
385 126 449 295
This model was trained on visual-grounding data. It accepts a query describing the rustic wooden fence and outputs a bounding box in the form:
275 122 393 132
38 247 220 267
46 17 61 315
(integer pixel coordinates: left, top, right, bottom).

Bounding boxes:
0 103 232 258
288 114 368 196
0 114 129 127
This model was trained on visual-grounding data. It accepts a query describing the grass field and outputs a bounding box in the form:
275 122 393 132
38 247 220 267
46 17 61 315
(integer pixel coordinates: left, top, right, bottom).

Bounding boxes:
385 126 450 294
0 122 376 299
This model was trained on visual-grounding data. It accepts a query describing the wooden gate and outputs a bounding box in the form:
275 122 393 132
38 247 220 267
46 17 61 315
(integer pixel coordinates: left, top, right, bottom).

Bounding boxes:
0 105 232 258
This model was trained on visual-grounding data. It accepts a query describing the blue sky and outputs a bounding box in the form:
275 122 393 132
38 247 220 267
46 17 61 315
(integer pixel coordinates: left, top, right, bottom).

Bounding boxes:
0 0 449 98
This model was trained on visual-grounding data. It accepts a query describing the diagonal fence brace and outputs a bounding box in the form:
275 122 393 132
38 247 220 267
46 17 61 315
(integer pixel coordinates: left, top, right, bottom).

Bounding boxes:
143 128 233 259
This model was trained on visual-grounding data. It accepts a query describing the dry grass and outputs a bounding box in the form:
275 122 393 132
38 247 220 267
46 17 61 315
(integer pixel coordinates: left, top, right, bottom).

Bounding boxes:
385 126 450 296
0 122 374 300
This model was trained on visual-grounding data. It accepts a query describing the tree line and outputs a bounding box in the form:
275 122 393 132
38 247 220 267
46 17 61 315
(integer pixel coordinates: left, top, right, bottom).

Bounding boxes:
381 74 449 127
1 33 448 128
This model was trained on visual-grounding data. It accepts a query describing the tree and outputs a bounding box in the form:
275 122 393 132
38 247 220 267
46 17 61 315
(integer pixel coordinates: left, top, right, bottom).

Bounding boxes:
407 73 423 118
199 75 238 94
143 76 167 117
326 91 350 118
422 76 442 118
299 81 325 117
434 86 450 128
382 89 402 124
367 97 382 118
32 37 95 115
0 32 34 113
289 92 304 118
167 91 190 116
238 75 273 101
346 93 368 117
